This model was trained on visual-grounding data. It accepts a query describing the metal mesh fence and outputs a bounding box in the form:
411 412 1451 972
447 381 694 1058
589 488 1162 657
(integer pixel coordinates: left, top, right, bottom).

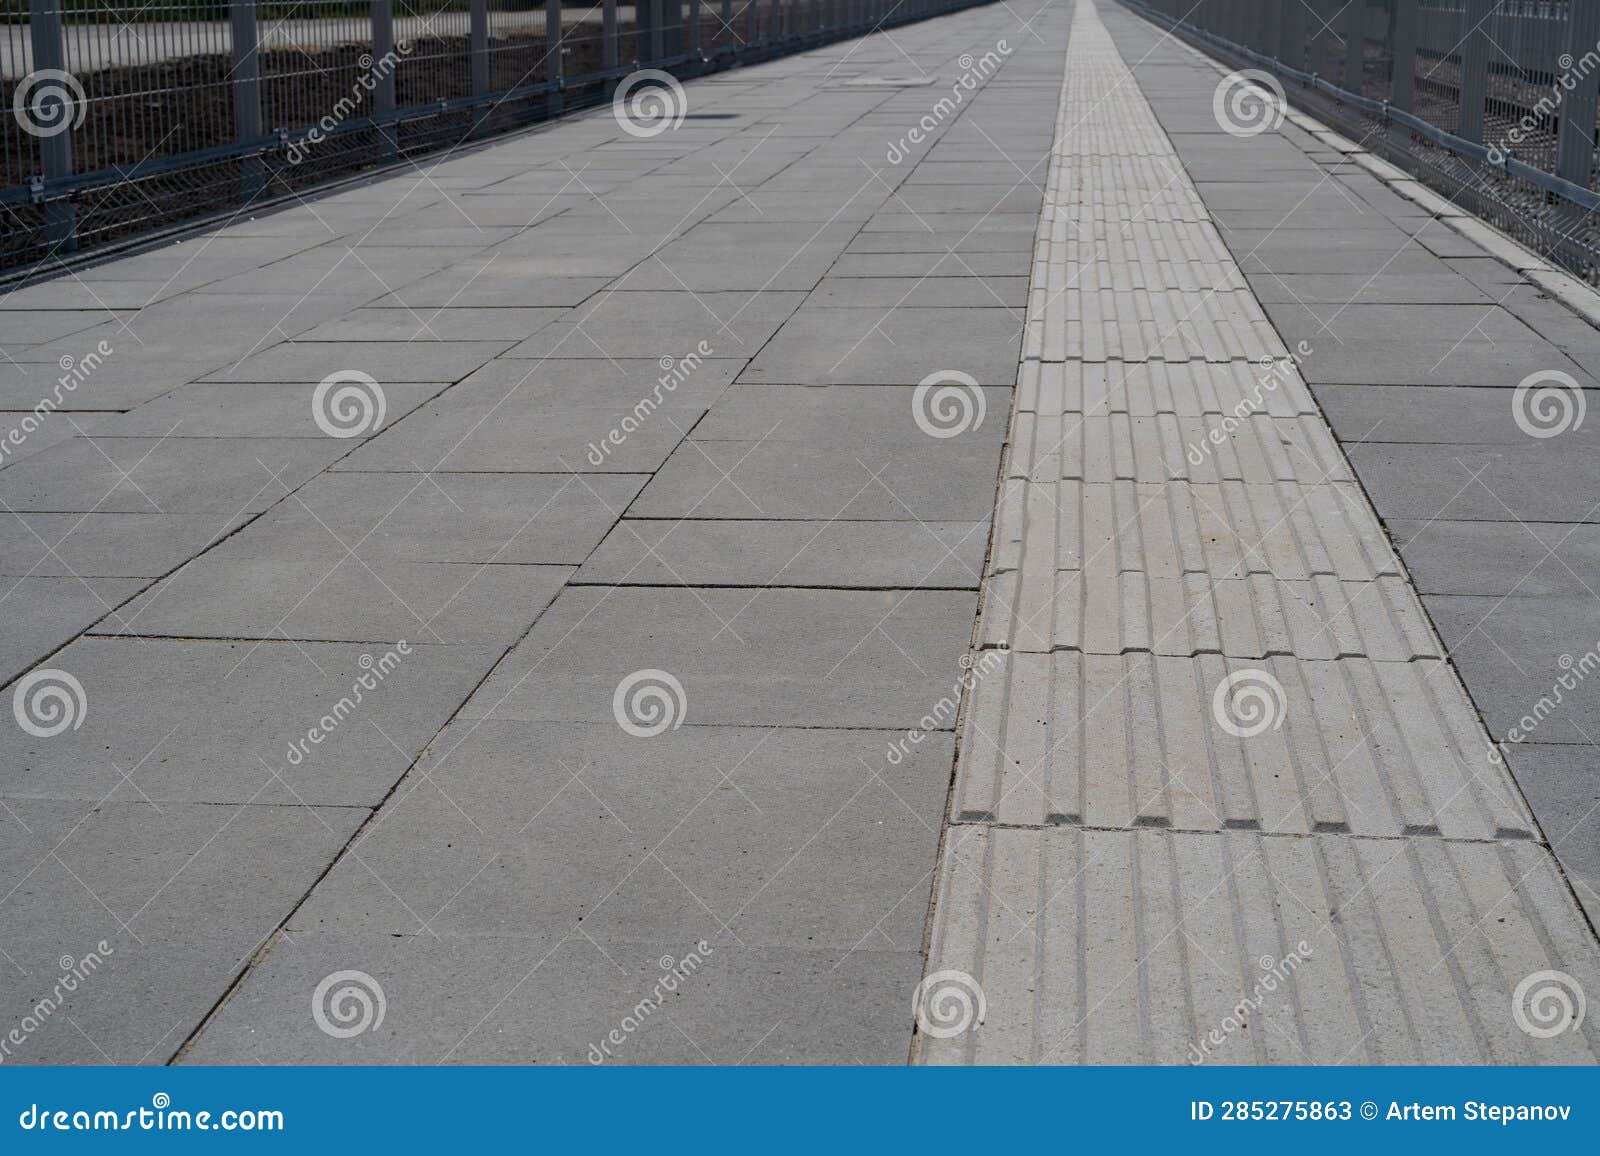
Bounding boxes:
1125 0 1600 284
1 0 987 274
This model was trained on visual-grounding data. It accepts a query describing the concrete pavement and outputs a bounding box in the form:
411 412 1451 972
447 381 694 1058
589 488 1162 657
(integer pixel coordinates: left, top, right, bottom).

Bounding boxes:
4 0 1600 1067
0 1 1062 1064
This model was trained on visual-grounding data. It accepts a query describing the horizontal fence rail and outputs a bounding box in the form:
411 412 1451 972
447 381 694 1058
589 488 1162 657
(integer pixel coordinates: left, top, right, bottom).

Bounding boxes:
1123 0 1600 283
2 0 991 274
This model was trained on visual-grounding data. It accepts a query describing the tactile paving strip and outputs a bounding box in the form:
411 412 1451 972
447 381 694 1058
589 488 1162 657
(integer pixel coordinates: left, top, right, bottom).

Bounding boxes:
916 0 1600 1065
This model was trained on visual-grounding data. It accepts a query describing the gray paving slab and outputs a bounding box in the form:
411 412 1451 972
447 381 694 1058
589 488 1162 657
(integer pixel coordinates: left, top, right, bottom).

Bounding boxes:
377 271 612 308
334 398 700 474
1346 442 1600 522
182 931 922 1065
296 307 572 343
1311 383 1600 444
288 721 948 950
0 575 145 683
0 637 496 806
0 353 227 410
809 275 1031 308
462 586 978 729
204 340 512 383
0 512 245 577
742 306 1023 384
1389 519 1600 597
693 382 1013 443
85 380 448 439
1299 336 1589 387
504 291 805 359
244 469 643 564
1424 594 1600 746
631 435 1005 521
0 309 118 344
0 798 364 1064
110 535 572 646
0 437 348 513
1504 744 1600 925
1265 301 1546 346
1236 245 1451 275
575 518 987 587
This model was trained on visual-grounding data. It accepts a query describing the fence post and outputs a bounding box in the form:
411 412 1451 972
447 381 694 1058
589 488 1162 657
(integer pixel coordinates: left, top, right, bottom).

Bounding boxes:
26 0 75 252
1458 0 1492 143
746 0 758 51
471 0 490 138
1557 0 1600 187
690 0 702 61
372 0 397 160
227 0 263 209
603 0 618 77
1261 0 1282 62
645 0 664 62
546 0 563 117
1343 0 1365 94
1308 1 1333 77
1390 0 1416 112
1279 0 1306 70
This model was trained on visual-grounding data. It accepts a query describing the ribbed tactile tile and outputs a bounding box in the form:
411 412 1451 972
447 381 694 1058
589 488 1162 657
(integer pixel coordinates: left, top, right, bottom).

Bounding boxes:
980 566 1436 658
952 650 1530 838
1025 286 1287 362
1016 360 1319 419
1008 411 1353 484
922 826 1600 1065
985 479 1401 581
